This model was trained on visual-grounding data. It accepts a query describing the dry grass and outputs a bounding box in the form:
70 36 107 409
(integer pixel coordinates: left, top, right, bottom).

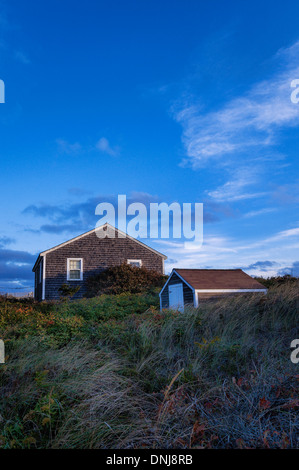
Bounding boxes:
0 281 298 448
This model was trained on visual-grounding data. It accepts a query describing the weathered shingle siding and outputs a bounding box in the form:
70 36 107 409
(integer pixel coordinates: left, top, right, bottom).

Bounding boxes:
45 232 164 300
34 258 43 301
161 272 193 309
197 291 265 301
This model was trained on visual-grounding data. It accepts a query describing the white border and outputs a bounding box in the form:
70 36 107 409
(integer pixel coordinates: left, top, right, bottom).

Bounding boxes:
195 289 267 293
67 258 83 281
159 269 195 297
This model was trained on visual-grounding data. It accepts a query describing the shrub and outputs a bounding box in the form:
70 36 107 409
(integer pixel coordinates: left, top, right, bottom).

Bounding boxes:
56 291 160 321
58 283 81 300
85 263 167 296
254 274 298 288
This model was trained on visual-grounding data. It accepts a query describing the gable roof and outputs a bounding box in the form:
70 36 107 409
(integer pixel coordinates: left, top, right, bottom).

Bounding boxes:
32 223 167 271
173 268 267 290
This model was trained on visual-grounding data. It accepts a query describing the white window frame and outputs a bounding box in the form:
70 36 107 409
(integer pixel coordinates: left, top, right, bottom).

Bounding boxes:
127 259 142 268
67 258 83 281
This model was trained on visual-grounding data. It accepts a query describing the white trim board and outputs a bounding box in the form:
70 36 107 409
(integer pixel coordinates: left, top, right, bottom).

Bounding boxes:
42 255 46 300
159 269 195 297
193 290 199 308
195 289 267 293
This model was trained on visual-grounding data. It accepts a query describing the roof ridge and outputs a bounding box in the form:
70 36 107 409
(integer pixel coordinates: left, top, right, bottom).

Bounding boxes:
32 223 167 271
171 268 267 290
175 268 242 271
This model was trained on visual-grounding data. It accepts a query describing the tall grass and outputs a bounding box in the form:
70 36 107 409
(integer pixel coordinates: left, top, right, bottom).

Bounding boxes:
0 282 298 448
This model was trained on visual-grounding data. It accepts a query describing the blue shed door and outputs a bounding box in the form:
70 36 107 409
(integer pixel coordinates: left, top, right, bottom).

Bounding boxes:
169 283 184 311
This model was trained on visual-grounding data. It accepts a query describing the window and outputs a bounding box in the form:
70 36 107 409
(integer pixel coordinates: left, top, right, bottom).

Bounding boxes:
127 259 142 268
67 258 83 281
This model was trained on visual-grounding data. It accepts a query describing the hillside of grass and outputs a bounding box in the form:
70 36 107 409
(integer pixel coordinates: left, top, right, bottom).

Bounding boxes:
0 283 298 449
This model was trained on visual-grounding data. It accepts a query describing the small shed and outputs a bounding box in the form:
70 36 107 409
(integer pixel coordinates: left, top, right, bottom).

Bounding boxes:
159 268 267 311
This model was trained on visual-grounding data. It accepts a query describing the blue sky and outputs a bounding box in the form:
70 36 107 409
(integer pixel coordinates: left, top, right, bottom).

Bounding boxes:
0 0 299 291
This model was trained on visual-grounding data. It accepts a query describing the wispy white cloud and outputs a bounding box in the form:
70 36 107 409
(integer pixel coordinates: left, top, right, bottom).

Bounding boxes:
233 225 299 252
0 8 30 64
154 235 238 273
56 139 82 155
243 207 276 218
173 41 299 168
67 187 92 197
207 167 266 202
272 182 299 204
96 137 120 157
267 227 299 242
56 137 120 157
14 50 30 64
154 224 299 276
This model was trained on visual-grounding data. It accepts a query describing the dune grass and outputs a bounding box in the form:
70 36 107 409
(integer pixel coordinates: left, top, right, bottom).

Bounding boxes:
0 282 298 448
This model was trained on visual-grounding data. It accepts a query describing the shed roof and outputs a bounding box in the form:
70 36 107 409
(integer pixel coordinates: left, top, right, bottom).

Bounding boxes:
174 268 266 290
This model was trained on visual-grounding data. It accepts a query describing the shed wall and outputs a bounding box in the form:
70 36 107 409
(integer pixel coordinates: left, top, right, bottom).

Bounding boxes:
34 258 43 301
161 272 194 309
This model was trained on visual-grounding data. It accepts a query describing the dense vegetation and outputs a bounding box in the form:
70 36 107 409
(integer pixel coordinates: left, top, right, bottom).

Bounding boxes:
0 282 298 449
85 263 167 296
254 274 299 288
